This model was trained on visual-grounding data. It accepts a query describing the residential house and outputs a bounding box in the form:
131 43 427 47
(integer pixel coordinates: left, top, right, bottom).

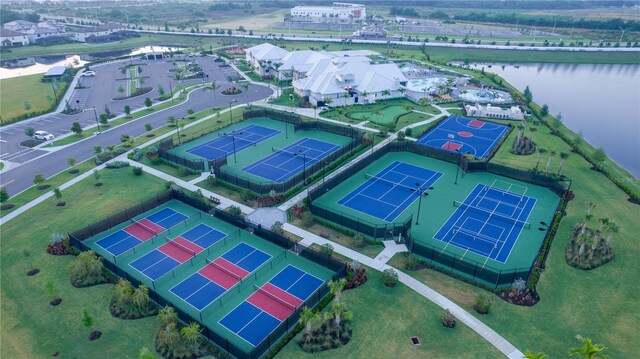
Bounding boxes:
0 28 29 46
71 23 126 43
3 20 36 32
244 43 289 78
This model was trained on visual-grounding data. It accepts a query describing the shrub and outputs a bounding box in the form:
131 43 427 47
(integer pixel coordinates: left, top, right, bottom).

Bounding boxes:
68 250 107 287
228 205 242 216
404 254 424 271
132 167 144 176
382 268 399 287
441 309 456 328
105 161 130 169
271 221 284 235
301 211 314 227
352 233 366 248
474 293 492 314
145 123 152 131
405 127 413 136
319 243 334 257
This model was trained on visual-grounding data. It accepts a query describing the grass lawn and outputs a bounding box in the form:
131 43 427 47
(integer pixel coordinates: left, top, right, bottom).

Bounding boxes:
387 115 640 357
278 269 503 358
408 115 447 138
0 168 168 358
0 74 66 124
268 88 301 107
0 160 97 218
348 105 411 126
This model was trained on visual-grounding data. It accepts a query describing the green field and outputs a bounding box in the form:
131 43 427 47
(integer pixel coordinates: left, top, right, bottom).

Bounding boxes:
0 74 66 123
348 105 410 125
0 168 168 358
278 268 503 359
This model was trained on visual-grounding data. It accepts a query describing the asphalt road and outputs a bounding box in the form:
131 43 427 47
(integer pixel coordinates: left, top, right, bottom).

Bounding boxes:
0 80 272 197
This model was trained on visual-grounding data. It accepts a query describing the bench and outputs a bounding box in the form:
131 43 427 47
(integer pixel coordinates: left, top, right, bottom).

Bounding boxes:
319 231 330 239
209 196 222 205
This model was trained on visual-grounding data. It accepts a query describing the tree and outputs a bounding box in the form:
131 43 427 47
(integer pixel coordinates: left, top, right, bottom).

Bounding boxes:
117 85 125 95
523 86 533 104
529 127 537 142
71 121 83 136
104 105 112 118
592 147 607 170
0 188 9 204
158 306 178 328
545 150 556 175
158 85 165 97
328 278 347 303
81 308 94 335
53 187 63 205
124 105 131 117
93 170 101 185
167 116 176 127
44 280 60 302
114 279 134 306
67 157 76 168
382 268 399 287
534 148 546 172
24 127 35 137
132 285 150 309
145 123 152 132
572 131 585 150
24 99 32 111
33 173 45 186
99 114 109 126
523 350 548 359
381 89 391 99
540 104 549 117
144 97 152 108
568 335 609 359
139 347 157 359
94 146 102 155
557 152 569 176
342 92 350 107
324 300 352 336
299 306 320 343
180 322 201 346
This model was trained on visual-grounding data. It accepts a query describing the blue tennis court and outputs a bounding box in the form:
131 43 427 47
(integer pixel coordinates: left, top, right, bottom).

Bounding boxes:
186 125 280 160
170 243 271 311
434 182 537 263
96 208 188 256
242 138 340 183
219 265 324 346
416 115 509 159
129 224 226 281
338 161 442 222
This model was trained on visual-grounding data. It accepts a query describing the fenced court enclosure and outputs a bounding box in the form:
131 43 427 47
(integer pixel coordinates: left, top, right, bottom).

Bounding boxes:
309 141 564 288
70 191 346 359
159 109 363 194
416 115 509 159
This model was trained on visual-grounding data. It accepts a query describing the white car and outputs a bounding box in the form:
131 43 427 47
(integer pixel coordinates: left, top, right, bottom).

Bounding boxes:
82 71 96 77
33 131 54 141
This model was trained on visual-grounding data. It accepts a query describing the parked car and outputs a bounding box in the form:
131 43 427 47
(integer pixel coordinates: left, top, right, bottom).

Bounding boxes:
82 71 96 77
33 130 54 141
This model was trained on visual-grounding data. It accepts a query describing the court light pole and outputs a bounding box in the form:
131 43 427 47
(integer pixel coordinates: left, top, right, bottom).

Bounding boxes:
453 149 461 185
229 99 237 124
224 131 242 163
296 150 307 183
410 184 434 225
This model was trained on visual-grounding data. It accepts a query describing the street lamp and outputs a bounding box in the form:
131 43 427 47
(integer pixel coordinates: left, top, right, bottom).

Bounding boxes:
410 184 434 225
92 106 101 133
538 221 550 232
229 100 238 124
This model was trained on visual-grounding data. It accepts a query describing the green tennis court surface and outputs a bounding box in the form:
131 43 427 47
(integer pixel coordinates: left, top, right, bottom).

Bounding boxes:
83 199 334 355
312 152 560 279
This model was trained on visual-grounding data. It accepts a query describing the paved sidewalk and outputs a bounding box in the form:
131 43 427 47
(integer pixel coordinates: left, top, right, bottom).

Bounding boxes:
373 240 409 264
284 223 524 359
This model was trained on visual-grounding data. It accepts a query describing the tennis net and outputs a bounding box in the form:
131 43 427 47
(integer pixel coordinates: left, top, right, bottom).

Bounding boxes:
272 146 322 161
206 258 242 281
164 238 197 258
131 220 159 236
253 284 297 311
451 226 501 245
453 200 531 229
364 173 429 193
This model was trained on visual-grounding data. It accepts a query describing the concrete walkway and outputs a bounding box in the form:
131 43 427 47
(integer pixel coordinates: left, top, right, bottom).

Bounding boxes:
284 224 524 359
373 240 409 264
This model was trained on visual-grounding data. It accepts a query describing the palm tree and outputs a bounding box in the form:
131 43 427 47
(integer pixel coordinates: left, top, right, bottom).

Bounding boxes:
324 300 352 336
381 89 391 100
324 97 333 108
180 322 201 346
602 221 618 255
157 323 180 349
568 335 609 359
114 279 133 306
360 115 370 123
299 306 320 343
403 103 413 112
529 126 538 142
272 77 280 97
398 87 407 97
418 97 430 107
534 148 546 172
328 278 347 303
132 285 150 309
211 79 219 100
342 92 350 107
360 90 369 103
158 306 178 328
523 351 548 359
544 150 556 175
557 152 569 176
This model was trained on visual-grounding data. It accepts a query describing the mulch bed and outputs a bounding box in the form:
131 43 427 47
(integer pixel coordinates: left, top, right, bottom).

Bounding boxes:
69 169 80 174
27 268 40 276
88 331 102 341
0 204 15 211
498 289 539 306
50 298 62 306
37 185 51 190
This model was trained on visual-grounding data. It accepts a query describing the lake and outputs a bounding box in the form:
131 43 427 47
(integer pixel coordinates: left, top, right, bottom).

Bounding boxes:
467 62 640 178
